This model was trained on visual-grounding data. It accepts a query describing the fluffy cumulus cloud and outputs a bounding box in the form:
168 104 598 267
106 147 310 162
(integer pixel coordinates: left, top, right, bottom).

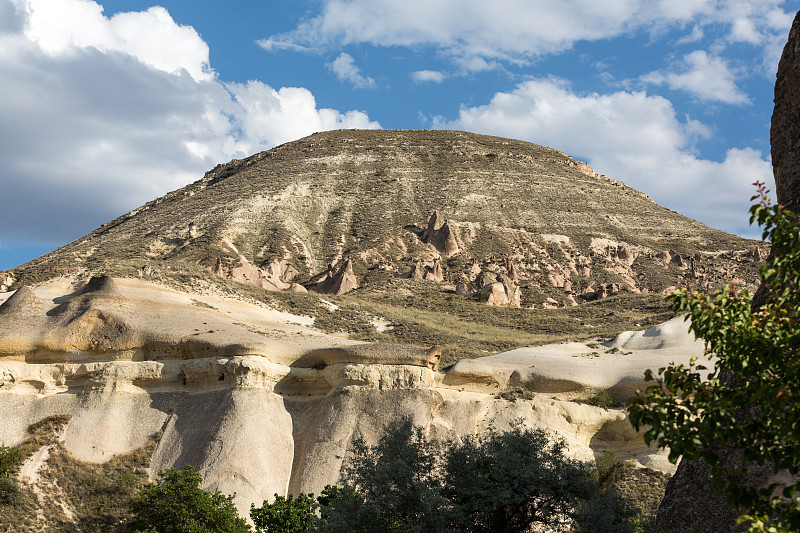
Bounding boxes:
0 0 379 247
641 50 750 104
263 0 792 71
434 78 771 235
328 52 376 88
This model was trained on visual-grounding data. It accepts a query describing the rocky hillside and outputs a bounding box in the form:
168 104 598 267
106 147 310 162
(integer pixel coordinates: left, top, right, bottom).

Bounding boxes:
0 130 766 530
2 130 763 362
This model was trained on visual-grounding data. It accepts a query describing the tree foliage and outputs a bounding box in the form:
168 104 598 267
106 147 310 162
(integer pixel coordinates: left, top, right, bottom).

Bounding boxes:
251 493 317 533
628 184 800 531
318 421 451 533
443 425 594 532
128 466 251 533
316 420 635 533
0 476 22 506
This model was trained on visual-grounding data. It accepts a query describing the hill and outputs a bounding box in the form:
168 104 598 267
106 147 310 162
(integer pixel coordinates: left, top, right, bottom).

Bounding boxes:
0 129 764 529
2 129 762 363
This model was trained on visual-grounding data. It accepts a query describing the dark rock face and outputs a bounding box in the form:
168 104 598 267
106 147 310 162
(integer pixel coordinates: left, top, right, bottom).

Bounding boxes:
654 10 800 533
772 11 800 215
654 458 745 533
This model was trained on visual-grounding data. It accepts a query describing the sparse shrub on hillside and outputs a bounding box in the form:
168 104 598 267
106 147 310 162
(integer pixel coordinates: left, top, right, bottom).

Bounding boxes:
0 476 21 506
583 389 617 409
593 449 622 484
0 444 21 477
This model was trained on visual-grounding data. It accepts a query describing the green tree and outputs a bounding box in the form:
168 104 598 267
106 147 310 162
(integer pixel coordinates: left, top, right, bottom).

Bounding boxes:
628 185 800 532
251 493 317 533
128 465 250 533
318 420 635 533
321 420 451 533
313 485 370 533
444 424 594 532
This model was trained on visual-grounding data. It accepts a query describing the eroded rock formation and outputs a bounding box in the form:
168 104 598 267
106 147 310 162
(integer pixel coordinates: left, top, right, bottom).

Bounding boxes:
313 260 360 295
424 211 460 257
0 276 703 518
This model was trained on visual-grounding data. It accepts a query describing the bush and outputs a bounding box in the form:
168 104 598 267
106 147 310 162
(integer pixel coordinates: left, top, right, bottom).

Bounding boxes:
443 424 594 532
128 465 250 533
572 490 637 533
593 449 622 483
0 477 21 506
0 445 21 477
585 389 616 409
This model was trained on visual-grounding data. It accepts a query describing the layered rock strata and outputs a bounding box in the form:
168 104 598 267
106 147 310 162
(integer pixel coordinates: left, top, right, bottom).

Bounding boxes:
0 276 704 516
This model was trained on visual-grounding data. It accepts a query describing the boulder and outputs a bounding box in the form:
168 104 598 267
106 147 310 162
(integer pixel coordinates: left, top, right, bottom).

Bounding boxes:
481 282 510 307
215 240 290 291
498 273 522 308
455 282 476 296
479 279 520 308
426 258 444 282
407 262 426 280
404 258 444 282
138 264 161 278
0 273 14 293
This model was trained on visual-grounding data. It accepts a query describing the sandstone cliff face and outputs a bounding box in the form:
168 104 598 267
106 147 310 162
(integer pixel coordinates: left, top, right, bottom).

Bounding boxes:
0 276 702 518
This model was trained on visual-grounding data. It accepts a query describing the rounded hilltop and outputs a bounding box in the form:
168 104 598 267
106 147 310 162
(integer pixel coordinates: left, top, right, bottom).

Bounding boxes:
3 129 762 359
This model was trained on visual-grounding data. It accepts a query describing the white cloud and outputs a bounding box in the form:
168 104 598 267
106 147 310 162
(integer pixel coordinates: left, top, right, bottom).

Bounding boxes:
641 50 750 105
434 78 771 235
263 0 791 73
0 0 379 245
15 0 212 81
328 52 375 88
225 81 378 150
255 38 314 53
676 24 704 45
411 70 445 83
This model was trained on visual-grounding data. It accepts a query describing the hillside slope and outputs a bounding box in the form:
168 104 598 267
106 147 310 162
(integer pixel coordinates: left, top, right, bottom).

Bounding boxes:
0 129 764 529
2 130 762 361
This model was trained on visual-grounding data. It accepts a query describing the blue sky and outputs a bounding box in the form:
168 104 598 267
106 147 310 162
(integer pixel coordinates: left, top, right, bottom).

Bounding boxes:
0 0 797 271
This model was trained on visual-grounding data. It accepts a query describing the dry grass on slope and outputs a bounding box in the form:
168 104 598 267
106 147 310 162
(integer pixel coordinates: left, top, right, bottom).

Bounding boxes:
0 415 159 533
